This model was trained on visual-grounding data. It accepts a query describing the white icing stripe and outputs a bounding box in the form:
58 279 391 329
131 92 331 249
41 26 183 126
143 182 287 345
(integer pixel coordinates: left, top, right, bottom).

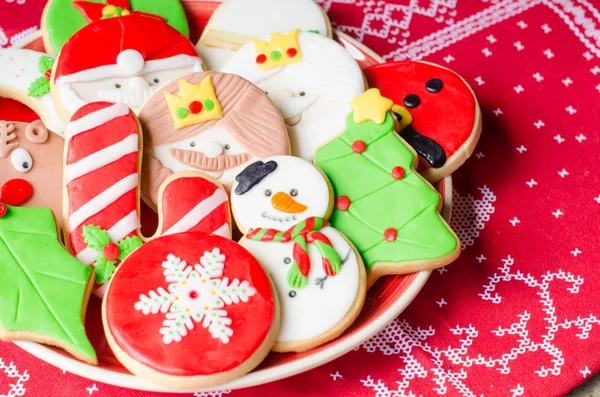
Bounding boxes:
69 173 139 232
212 223 231 239
65 103 130 141
162 188 228 236
75 210 141 265
66 134 139 182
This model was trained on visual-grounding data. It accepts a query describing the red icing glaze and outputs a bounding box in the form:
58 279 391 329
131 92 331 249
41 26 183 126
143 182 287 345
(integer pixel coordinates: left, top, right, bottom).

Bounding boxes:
335 196 351 211
391 166 405 180
384 228 397 242
103 243 120 261
0 204 7 218
188 100 203 114
364 61 476 167
0 98 39 123
256 54 267 64
105 233 275 376
287 48 298 58
0 179 33 206
351 140 366 153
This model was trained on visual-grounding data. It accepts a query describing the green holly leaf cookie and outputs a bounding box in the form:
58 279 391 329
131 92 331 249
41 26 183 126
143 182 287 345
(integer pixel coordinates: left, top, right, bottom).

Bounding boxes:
0 206 96 364
117 236 143 262
94 257 117 285
39 55 54 73
27 77 50 98
82 225 111 251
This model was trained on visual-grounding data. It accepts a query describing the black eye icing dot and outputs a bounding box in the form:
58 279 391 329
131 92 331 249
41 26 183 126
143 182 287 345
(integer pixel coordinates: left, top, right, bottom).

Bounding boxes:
299 91 306 96
425 78 443 93
290 189 298 197
154 78 160 84
115 84 122 89
224 144 231 150
404 94 421 108
265 189 272 197
284 257 291 264
190 141 196 147
289 291 297 298
22 162 29 169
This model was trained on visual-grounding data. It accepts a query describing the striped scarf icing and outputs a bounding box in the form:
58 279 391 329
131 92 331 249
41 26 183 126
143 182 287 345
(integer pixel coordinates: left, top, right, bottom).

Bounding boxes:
246 217 341 289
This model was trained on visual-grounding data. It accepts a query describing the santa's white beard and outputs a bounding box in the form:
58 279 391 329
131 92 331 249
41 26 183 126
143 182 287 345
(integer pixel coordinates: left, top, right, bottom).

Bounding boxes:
98 86 158 108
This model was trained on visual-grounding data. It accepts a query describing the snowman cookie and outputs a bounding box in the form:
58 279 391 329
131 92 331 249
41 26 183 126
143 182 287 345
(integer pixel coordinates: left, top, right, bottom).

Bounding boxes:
364 61 482 183
63 102 232 295
138 71 290 207
232 156 366 352
51 13 202 119
103 232 280 389
221 30 366 161
0 120 65 230
0 49 65 135
196 0 331 70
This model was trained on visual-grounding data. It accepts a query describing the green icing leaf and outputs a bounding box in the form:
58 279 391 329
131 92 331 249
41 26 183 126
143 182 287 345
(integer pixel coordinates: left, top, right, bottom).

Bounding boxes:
82 225 110 251
315 112 458 272
39 55 54 73
94 257 117 285
117 236 143 262
0 206 96 362
27 77 50 98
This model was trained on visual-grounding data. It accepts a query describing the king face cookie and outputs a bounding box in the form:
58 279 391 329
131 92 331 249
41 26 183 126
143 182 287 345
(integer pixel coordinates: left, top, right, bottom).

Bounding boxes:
232 155 366 352
138 71 290 207
221 30 366 161
196 0 331 70
364 61 482 183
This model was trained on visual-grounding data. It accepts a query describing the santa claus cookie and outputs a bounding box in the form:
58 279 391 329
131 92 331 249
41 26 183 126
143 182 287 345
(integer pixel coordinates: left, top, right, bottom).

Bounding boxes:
315 89 461 286
196 0 331 70
138 71 290 207
50 13 202 119
221 30 365 161
63 102 232 295
103 232 279 389
364 61 482 183
0 49 65 135
0 120 65 230
42 0 189 56
232 156 366 352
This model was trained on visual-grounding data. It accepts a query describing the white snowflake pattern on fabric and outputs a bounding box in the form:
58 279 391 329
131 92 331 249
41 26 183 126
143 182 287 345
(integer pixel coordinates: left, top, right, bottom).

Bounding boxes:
450 186 496 249
134 248 256 344
0 358 29 397
193 391 231 397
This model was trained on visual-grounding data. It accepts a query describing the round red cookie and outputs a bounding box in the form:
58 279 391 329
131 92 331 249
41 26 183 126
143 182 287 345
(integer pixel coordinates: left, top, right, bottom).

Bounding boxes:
102 232 279 389
364 61 482 183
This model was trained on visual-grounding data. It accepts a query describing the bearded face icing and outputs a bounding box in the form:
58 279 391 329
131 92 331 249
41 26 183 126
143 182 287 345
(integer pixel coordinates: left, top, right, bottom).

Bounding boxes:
138 71 290 208
222 30 366 161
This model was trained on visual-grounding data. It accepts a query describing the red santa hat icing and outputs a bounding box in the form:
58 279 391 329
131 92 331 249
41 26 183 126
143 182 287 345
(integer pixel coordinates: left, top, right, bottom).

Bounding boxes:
54 15 200 86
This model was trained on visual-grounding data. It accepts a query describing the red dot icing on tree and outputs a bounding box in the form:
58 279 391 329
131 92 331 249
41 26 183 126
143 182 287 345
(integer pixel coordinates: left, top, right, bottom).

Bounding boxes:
352 140 367 153
0 179 33 206
188 101 203 114
336 196 351 211
287 48 298 58
102 242 120 261
392 166 405 180
384 228 397 242
256 54 267 64
0 204 7 218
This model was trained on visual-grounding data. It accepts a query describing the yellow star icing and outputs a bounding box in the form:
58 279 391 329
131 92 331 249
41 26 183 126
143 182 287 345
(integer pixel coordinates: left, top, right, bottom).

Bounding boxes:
350 89 394 125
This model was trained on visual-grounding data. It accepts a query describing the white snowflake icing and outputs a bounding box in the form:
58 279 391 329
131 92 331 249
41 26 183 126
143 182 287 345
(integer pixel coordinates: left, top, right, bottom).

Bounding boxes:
134 249 256 344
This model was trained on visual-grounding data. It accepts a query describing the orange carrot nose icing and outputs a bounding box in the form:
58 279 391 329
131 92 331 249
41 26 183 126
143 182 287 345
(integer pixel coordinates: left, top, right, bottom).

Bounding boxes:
271 192 307 213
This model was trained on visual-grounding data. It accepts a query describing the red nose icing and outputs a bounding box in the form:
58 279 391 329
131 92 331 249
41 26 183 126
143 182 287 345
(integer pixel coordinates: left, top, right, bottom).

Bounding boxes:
0 179 33 206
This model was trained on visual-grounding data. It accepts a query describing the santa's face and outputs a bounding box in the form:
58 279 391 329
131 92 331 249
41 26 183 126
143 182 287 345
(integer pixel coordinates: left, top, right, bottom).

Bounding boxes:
231 155 331 232
152 124 256 186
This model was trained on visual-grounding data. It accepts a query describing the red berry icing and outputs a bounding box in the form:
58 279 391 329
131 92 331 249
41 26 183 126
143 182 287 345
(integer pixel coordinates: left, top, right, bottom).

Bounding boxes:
336 196 351 211
384 228 397 242
392 166 405 180
188 101 203 114
44 69 52 80
0 204 7 218
256 54 267 64
287 48 298 58
0 179 33 206
102 242 120 261
352 140 367 153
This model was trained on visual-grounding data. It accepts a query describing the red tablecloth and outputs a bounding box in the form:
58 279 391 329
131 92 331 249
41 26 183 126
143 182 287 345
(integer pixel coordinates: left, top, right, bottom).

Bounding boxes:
2 1 600 396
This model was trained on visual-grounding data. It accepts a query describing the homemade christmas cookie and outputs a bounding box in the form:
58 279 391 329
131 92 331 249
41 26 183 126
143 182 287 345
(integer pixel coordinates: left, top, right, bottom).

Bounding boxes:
315 89 460 287
0 205 96 364
63 102 232 295
232 155 366 352
51 13 202 119
138 71 290 207
0 49 65 135
103 232 279 389
42 0 190 56
222 30 366 161
364 61 482 183
0 120 65 230
196 0 331 70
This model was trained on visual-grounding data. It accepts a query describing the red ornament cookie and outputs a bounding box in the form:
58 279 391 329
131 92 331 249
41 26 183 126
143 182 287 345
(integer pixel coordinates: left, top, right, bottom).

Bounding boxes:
364 61 482 183
103 232 279 389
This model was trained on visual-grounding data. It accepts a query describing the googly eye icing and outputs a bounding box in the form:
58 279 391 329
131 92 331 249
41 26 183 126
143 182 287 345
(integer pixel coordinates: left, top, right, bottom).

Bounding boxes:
11 148 33 173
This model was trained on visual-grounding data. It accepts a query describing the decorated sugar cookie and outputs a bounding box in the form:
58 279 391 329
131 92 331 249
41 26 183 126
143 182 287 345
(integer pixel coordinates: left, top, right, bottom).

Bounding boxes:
315 89 460 286
196 0 331 70
51 14 202 119
103 232 279 389
42 0 190 56
0 120 65 230
232 155 366 352
138 71 290 207
222 30 366 161
0 49 65 135
0 205 96 364
364 61 482 183
63 102 232 294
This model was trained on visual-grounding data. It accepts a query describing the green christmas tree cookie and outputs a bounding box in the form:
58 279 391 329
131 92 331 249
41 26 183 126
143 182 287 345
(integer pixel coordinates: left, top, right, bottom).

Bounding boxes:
0 206 97 364
315 89 460 285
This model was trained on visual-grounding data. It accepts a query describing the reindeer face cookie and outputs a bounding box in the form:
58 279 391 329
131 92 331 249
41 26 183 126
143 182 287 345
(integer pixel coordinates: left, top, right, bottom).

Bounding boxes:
232 156 366 352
